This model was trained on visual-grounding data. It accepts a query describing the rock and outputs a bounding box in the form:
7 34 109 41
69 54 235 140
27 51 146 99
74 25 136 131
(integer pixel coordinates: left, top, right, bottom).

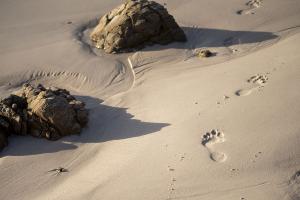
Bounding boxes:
1 94 27 110
76 109 89 126
0 83 89 151
16 84 88 139
69 100 85 110
197 49 214 58
12 103 18 111
0 116 10 151
0 116 10 129
90 0 186 53
0 128 8 151
27 91 80 136
0 102 25 135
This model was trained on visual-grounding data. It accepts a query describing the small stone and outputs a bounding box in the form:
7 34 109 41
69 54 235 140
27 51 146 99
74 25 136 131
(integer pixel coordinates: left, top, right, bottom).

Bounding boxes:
197 49 213 58
12 103 18 110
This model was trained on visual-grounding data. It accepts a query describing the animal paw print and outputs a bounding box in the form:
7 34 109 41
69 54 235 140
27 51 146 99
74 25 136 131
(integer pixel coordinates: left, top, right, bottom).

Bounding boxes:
202 129 225 146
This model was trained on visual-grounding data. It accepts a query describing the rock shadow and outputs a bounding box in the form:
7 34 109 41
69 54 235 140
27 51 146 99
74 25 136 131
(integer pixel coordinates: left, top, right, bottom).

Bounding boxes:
1 96 170 156
140 26 278 52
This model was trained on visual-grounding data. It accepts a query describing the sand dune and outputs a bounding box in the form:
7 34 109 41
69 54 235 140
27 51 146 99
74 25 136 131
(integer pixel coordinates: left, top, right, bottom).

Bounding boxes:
0 0 300 200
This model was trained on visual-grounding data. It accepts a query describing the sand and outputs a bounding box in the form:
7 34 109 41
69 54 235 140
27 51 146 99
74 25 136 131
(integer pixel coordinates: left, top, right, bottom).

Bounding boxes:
0 0 300 199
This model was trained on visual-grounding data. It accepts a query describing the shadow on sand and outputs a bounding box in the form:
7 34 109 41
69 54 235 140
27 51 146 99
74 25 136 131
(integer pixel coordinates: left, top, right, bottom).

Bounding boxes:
140 26 279 52
1 96 170 156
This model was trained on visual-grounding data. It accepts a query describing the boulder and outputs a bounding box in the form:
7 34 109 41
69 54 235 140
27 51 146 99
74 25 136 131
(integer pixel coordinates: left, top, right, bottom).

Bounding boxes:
0 83 89 151
90 0 186 53
15 84 88 140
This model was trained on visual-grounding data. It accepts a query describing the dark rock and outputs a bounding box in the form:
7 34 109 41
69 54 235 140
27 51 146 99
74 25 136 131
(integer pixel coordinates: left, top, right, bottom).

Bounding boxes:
0 102 24 135
90 0 186 53
0 128 8 151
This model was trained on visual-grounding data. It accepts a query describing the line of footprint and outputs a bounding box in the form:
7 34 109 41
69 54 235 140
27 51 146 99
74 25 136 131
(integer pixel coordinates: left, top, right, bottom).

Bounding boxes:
201 71 272 163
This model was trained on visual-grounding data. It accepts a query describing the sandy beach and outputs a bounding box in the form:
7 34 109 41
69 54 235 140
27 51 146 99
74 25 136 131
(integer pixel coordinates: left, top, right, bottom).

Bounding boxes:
0 0 300 199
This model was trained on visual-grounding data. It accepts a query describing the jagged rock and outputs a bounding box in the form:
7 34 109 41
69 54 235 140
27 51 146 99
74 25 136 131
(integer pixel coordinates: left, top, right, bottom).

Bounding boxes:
90 0 187 53
0 83 89 151
15 84 88 140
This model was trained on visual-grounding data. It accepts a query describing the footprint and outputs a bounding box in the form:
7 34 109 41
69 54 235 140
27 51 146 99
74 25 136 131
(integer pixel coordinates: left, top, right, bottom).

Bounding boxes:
235 88 255 96
235 73 268 96
202 129 227 163
248 74 268 85
237 0 262 15
210 151 227 163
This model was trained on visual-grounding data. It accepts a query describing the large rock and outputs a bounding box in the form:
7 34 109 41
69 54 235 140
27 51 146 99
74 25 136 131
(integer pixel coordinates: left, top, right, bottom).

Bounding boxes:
90 0 187 53
15 84 88 140
0 84 89 152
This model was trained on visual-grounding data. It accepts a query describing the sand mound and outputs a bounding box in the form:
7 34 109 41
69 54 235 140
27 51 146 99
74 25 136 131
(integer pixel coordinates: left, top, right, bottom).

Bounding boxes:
90 0 186 53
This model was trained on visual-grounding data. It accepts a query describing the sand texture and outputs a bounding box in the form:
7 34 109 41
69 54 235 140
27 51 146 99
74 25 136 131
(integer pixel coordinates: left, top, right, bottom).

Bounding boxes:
0 0 300 200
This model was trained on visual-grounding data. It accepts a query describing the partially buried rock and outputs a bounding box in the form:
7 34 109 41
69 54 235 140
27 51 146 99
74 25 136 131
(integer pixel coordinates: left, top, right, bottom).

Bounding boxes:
0 83 89 152
90 0 187 53
197 49 214 58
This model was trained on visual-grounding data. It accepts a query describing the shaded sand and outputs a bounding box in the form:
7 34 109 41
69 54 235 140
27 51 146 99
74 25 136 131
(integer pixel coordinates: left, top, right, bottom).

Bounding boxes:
1 0 300 200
